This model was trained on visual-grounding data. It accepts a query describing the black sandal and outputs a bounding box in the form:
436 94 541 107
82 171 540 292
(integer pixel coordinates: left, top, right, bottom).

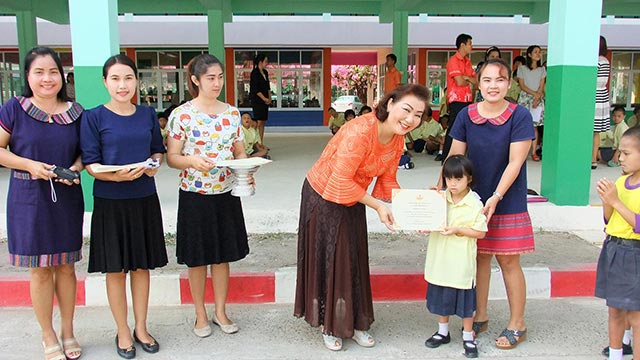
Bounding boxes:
463 339 478 358
495 328 527 349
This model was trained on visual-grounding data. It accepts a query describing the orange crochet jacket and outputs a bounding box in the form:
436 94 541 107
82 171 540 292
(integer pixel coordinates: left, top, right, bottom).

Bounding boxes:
306 113 404 206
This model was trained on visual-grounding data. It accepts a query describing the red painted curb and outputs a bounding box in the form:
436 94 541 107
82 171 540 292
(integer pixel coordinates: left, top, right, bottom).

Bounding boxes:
0 276 86 307
550 263 597 298
179 272 275 304
370 272 427 301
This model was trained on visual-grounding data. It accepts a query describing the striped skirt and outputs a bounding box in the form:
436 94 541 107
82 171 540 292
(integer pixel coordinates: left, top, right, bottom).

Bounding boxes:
477 212 535 255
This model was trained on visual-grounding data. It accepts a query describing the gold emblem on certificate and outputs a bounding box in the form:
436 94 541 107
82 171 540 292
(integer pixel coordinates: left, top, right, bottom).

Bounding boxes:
391 189 447 231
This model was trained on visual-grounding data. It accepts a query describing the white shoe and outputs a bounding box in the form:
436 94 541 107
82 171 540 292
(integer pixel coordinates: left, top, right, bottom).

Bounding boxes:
322 333 343 351
193 321 212 338
352 330 376 347
212 314 239 334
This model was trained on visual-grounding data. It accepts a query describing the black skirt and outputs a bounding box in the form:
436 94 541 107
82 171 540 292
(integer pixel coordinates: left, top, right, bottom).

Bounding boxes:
88 194 168 273
426 283 476 318
176 190 249 267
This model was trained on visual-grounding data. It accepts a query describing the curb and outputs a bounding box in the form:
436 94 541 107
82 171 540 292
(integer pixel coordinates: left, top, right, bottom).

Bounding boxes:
0 265 597 307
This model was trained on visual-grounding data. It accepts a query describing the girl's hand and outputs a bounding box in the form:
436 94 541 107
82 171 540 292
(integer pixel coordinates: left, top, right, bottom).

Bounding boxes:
376 204 395 232
113 166 146 182
440 227 458 236
190 156 216 172
483 195 499 222
27 160 55 181
597 178 619 205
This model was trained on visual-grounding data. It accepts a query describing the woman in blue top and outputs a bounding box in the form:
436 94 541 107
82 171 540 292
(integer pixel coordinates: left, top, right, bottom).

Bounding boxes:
81 55 167 359
0 47 84 360
444 58 535 350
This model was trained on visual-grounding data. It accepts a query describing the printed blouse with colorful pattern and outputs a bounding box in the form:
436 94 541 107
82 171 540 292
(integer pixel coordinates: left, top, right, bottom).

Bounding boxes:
168 102 244 195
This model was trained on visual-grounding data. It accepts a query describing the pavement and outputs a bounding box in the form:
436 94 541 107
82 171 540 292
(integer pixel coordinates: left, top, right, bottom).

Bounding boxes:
0 131 626 358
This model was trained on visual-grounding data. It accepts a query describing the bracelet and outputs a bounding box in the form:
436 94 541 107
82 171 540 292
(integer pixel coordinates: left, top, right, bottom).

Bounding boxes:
493 191 503 201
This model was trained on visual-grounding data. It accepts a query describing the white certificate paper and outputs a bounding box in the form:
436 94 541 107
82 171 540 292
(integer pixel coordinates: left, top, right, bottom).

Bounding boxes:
392 189 447 231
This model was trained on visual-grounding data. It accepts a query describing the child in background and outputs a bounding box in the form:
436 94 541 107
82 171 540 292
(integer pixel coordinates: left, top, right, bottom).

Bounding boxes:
599 129 615 164
627 105 640 128
241 112 269 158
328 107 345 134
359 105 372 116
608 106 630 167
432 115 449 161
423 155 487 358
344 109 356 122
595 126 640 360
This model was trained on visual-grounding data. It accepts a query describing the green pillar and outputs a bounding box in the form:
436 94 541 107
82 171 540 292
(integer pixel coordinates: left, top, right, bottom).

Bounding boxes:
207 9 226 101
540 0 602 205
16 11 38 70
69 0 119 211
392 11 409 84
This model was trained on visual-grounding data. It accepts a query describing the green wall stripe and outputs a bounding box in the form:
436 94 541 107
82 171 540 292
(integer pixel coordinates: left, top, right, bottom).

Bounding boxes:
541 65 597 205
547 0 602 67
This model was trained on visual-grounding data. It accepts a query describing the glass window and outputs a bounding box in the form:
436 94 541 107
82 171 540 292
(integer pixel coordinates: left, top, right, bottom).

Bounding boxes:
59 52 73 67
428 70 446 106
611 71 629 106
137 51 158 70
633 53 640 70
280 51 300 68
159 51 179 69
427 51 449 68
263 51 279 69
632 72 640 107
5 52 19 71
161 71 179 109
236 70 252 108
612 52 632 70
182 51 204 68
234 50 255 69
281 70 299 108
302 51 322 68
139 71 159 107
302 71 321 108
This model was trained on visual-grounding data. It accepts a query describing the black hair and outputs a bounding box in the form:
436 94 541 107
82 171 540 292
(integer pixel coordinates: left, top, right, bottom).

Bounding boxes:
478 58 512 81
254 53 267 68
612 105 626 115
634 105 640 115
439 114 449 125
442 155 475 189
328 106 336 112
386 53 397 63
423 105 433 118
513 56 526 66
455 34 472 50
186 54 224 97
599 36 608 57
359 105 372 115
22 47 68 101
344 109 356 119
623 126 640 146
102 54 138 79
241 111 253 119
374 83 430 122
525 45 542 70
485 46 502 61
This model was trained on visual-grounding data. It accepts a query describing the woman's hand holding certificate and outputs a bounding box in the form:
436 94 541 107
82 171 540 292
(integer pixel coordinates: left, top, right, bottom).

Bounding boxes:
391 189 447 231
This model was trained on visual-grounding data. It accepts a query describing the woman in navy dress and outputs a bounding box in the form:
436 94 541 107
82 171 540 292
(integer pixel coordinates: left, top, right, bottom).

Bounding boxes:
81 55 167 359
0 47 84 360
445 58 535 350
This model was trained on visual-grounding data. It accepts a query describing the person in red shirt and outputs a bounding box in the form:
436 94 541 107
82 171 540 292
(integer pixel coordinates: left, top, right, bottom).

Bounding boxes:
384 53 402 94
442 34 477 162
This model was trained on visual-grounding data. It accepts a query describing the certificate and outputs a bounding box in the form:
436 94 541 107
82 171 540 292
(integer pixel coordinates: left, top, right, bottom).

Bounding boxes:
392 189 447 231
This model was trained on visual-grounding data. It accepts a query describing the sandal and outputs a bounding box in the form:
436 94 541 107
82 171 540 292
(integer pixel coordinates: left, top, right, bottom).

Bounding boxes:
352 330 375 347
495 328 527 349
463 339 479 358
61 337 82 360
531 154 541 162
591 162 598 170
42 341 66 360
322 333 342 351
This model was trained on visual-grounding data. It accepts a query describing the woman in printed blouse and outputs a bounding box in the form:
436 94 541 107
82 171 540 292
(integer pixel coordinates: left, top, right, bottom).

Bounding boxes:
166 54 250 338
0 47 84 360
294 83 430 351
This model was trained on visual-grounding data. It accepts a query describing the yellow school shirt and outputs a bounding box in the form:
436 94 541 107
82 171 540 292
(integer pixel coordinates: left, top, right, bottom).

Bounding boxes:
242 126 258 155
328 113 345 129
605 175 640 240
423 119 444 138
424 189 488 289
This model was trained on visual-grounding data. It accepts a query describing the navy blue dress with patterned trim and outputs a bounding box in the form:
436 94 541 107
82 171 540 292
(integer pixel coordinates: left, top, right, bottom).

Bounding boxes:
0 96 84 267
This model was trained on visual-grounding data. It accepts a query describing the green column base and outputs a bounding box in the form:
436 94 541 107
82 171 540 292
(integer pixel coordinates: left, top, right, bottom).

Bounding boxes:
541 65 596 205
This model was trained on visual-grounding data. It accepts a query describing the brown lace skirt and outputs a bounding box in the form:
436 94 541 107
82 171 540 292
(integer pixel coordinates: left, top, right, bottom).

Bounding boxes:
294 179 374 338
